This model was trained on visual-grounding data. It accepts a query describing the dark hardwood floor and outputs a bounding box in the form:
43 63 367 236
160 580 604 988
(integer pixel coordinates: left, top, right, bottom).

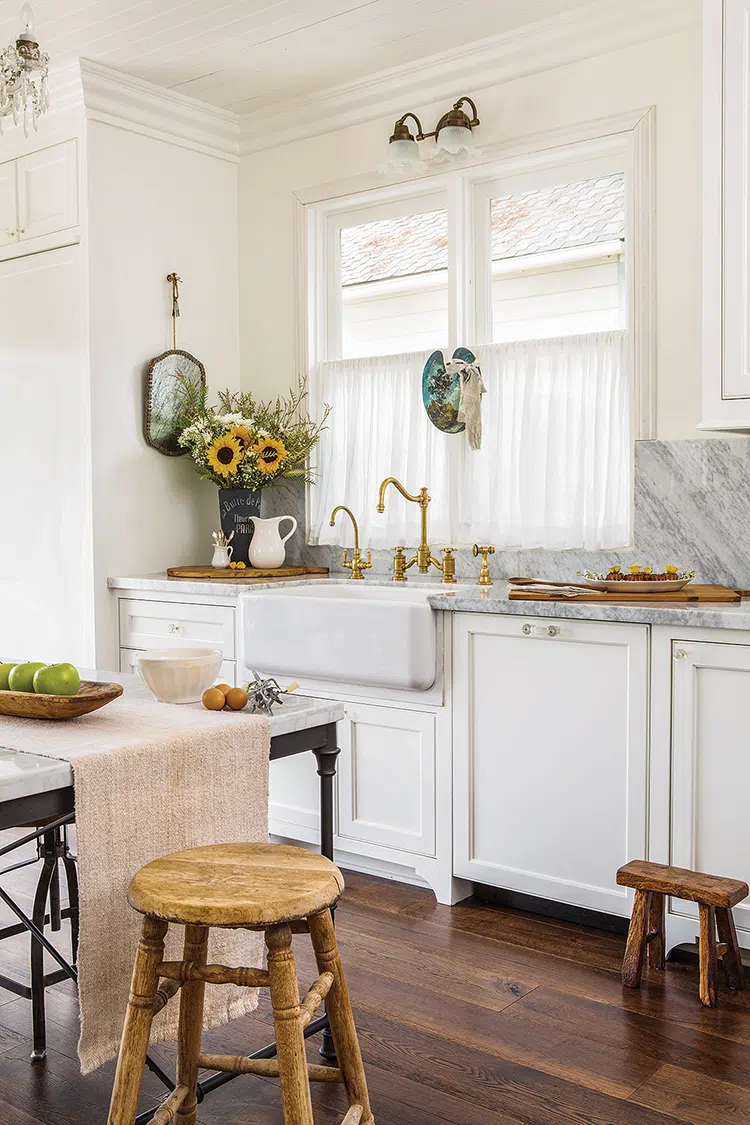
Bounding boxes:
1 836 750 1123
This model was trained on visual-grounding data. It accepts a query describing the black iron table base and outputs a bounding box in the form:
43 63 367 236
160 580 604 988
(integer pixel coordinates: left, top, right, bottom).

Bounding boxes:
0 721 341 1122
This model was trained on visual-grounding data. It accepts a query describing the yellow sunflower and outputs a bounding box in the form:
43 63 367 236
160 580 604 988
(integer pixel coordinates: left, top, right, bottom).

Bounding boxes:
252 436 287 475
226 424 253 451
207 434 242 478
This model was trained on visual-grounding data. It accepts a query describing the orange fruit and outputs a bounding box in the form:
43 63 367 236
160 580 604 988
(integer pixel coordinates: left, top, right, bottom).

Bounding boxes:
214 683 232 695
202 687 226 711
225 687 248 711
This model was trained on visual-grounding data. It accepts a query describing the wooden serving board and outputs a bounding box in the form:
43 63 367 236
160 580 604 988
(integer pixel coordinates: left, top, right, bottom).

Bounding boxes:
0 680 124 720
509 584 741 604
167 565 329 582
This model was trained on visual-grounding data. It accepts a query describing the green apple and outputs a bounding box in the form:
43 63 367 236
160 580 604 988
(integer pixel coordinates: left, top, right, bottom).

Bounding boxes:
33 663 80 697
0 662 16 690
8 662 47 693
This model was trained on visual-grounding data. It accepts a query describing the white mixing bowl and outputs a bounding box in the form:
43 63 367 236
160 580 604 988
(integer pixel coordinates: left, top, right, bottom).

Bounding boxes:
136 648 223 704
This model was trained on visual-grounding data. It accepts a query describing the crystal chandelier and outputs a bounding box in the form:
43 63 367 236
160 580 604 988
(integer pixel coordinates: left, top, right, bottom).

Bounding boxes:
0 4 49 137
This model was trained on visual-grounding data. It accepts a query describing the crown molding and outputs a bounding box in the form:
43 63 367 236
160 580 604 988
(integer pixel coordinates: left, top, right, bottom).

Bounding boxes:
239 0 695 156
78 59 240 162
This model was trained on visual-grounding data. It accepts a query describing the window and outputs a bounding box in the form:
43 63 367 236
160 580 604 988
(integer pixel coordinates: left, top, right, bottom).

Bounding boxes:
303 124 653 552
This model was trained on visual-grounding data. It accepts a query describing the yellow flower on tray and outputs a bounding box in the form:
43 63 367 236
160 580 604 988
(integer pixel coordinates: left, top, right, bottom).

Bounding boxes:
226 424 253 451
252 436 287 474
664 564 678 575
206 434 242 478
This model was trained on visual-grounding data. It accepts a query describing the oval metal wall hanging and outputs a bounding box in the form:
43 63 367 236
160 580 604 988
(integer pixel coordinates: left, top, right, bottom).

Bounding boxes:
422 347 476 433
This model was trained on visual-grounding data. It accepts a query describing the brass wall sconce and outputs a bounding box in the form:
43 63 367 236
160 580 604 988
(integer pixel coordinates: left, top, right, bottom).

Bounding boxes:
380 96 480 174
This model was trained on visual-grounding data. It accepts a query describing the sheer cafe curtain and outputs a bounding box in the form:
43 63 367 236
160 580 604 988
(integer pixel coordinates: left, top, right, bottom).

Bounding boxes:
309 330 630 551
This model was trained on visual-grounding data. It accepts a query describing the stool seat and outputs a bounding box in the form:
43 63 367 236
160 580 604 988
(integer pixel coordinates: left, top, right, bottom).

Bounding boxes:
127 842 344 927
617 860 748 908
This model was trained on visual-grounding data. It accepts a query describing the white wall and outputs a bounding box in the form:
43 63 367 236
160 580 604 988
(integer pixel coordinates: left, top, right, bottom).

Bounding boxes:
0 245 93 665
239 25 702 439
86 120 240 665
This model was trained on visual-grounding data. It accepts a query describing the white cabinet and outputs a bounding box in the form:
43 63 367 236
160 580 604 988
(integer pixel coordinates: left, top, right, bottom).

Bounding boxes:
17 141 78 241
118 598 236 658
0 162 16 248
653 633 750 949
337 702 435 857
703 0 750 427
453 613 649 916
0 140 79 261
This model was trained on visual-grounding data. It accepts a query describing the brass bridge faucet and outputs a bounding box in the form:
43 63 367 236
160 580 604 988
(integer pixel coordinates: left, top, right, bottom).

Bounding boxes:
376 477 456 584
329 505 372 579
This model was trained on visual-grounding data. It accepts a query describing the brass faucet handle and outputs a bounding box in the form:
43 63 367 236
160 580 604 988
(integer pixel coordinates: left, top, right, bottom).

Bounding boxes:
341 548 353 570
441 547 457 585
392 546 408 582
472 544 496 586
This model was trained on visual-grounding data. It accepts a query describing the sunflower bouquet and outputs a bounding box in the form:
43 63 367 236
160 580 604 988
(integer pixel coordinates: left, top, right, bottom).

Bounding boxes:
178 379 329 490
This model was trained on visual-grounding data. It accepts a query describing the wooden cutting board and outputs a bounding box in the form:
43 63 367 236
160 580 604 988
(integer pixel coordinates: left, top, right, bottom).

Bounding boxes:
167 565 329 582
509 584 741 604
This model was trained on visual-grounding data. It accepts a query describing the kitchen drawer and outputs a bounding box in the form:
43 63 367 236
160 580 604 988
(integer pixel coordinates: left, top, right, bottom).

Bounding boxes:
118 598 235 659
119 647 236 687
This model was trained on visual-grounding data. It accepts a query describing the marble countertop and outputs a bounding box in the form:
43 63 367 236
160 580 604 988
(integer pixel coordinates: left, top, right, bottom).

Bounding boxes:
107 574 332 597
0 673 344 804
427 587 750 630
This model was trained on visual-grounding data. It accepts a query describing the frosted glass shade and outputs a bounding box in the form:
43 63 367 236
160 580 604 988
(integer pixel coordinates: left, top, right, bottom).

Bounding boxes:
378 137 425 174
432 124 480 160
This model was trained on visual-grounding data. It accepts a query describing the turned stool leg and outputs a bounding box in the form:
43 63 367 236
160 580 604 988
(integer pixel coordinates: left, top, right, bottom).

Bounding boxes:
716 907 745 992
622 890 650 988
266 923 315 1125
175 924 209 1125
308 908 374 1125
699 904 719 1008
108 916 168 1125
648 892 666 970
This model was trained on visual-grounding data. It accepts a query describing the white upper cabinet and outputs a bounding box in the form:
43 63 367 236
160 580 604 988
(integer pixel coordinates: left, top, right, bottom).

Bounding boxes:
17 140 78 241
703 1 750 427
0 140 79 262
0 162 17 248
453 614 649 916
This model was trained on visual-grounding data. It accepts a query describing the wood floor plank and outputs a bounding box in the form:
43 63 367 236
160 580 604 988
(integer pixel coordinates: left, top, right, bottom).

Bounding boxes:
630 1061 750 1123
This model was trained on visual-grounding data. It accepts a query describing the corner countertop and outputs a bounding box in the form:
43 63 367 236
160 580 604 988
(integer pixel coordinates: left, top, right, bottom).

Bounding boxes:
107 574 329 598
426 587 750 631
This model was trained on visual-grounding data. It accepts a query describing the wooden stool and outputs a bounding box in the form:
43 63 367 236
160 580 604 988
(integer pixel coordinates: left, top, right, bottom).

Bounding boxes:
617 860 748 1007
107 843 374 1125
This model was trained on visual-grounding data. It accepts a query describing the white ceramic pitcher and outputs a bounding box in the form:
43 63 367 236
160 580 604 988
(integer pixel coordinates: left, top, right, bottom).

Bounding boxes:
248 515 298 569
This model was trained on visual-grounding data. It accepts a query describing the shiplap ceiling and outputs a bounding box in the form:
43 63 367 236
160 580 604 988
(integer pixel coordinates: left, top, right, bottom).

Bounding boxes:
0 0 594 115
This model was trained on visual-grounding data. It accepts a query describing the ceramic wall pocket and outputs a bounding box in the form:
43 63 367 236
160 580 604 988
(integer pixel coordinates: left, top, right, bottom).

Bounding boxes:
422 347 476 433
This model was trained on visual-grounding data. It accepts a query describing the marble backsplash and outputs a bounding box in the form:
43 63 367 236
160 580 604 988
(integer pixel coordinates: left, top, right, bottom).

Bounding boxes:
262 439 750 589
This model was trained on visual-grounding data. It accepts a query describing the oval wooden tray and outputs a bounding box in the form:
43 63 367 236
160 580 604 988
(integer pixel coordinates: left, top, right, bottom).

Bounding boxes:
0 680 123 720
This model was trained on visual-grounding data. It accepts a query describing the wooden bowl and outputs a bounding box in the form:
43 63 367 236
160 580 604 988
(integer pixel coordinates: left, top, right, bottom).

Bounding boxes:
0 680 123 720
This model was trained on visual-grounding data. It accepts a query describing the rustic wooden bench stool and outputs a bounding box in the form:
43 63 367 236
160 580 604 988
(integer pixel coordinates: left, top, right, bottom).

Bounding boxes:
107 842 374 1125
616 860 748 1007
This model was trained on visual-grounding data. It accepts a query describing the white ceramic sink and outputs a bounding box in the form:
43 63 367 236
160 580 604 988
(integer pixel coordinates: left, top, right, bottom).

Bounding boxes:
239 582 437 691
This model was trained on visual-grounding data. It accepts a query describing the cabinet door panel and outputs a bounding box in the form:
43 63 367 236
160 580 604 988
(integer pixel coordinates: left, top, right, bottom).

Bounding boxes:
338 703 435 856
119 598 235 659
0 162 17 247
671 640 750 944
454 614 649 915
17 140 78 241
721 0 750 398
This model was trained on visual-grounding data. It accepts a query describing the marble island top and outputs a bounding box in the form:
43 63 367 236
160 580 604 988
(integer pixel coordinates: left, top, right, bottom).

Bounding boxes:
0 673 343 805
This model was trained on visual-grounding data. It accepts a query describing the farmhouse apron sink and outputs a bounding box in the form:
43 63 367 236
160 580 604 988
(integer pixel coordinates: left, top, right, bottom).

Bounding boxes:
239 582 437 691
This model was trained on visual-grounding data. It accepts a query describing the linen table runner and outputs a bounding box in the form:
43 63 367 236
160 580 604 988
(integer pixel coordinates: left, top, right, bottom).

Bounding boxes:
0 692 270 1073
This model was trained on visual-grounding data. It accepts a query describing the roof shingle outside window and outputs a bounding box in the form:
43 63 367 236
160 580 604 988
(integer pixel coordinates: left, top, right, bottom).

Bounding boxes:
340 174 625 288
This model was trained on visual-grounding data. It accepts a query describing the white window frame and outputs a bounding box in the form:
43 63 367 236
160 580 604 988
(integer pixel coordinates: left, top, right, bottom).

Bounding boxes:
295 107 655 534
